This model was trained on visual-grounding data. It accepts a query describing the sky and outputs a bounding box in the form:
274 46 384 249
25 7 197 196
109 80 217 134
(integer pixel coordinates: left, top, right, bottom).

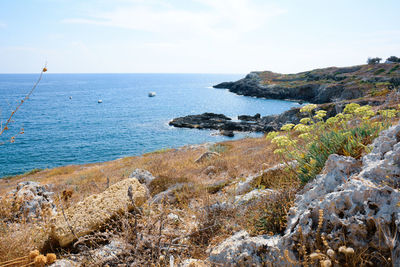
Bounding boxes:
0 0 399 74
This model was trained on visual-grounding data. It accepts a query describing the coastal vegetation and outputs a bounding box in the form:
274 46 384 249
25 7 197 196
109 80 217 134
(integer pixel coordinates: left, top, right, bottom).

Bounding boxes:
1 62 400 266
267 102 397 184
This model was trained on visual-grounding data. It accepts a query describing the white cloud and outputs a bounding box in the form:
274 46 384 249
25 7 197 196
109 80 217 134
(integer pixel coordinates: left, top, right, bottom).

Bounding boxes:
63 0 286 41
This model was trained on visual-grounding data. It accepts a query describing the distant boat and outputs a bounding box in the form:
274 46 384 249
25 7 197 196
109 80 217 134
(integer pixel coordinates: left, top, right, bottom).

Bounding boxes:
98 100 103 103
148 92 156 97
69 96 72 99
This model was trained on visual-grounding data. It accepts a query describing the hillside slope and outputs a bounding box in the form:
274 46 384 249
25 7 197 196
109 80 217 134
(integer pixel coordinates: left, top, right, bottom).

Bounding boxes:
214 63 400 103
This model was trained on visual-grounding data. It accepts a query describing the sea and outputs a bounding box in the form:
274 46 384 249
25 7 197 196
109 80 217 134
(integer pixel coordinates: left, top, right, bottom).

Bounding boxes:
0 73 301 177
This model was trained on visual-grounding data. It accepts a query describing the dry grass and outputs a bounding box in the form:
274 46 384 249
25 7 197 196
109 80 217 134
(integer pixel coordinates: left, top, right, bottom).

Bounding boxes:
0 136 279 205
0 221 49 262
0 136 283 262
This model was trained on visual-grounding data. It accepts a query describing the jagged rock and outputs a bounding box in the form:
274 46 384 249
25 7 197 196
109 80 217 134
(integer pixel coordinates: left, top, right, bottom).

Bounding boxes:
151 183 186 204
281 123 400 264
170 99 384 134
211 188 276 211
129 168 155 185
207 124 400 265
179 259 208 267
169 112 267 132
208 230 281 266
91 239 126 263
234 189 276 206
51 178 147 247
194 151 220 163
167 213 180 221
219 130 234 137
238 113 261 121
6 181 56 220
169 113 232 130
235 162 293 195
49 259 79 267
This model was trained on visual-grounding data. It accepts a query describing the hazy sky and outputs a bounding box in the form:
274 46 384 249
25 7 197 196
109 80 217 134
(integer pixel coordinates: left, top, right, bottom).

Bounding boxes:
1 0 399 74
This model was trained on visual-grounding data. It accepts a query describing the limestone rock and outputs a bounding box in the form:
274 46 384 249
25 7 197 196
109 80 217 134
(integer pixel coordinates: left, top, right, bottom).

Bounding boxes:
51 178 147 247
234 188 276 206
208 230 281 266
151 183 186 204
194 151 220 163
167 213 180 221
7 181 56 220
211 188 276 211
208 124 400 265
92 239 126 263
48 259 79 267
236 162 295 195
179 259 208 267
129 168 155 185
282 124 400 264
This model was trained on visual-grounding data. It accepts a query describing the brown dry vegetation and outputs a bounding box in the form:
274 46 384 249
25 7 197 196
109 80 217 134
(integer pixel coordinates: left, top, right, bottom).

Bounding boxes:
0 137 278 202
1 74 400 264
0 136 285 263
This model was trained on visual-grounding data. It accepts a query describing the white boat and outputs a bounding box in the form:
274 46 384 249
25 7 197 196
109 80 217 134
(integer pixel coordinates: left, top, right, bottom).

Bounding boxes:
98 99 103 103
148 92 156 97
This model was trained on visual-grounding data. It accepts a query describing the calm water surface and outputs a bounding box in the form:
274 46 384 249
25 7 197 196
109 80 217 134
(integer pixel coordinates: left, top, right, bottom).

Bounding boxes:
0 74 301 176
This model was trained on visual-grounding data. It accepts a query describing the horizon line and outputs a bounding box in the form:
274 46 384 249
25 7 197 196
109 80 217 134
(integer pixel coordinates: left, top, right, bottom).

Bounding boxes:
0 72 246 75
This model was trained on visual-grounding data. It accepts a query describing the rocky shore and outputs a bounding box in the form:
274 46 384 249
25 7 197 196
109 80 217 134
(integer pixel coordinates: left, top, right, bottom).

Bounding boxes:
214 65 399 104
1 62 400 266
169 99 385 135
170 63 399 134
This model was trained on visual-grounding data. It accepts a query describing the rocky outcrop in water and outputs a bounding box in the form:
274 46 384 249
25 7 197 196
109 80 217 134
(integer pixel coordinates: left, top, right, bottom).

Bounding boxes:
169 99 385 133
169 113 271 132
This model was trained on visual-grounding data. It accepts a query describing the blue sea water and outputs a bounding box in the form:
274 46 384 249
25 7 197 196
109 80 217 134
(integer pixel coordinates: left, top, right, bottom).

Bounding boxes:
0 74 301 177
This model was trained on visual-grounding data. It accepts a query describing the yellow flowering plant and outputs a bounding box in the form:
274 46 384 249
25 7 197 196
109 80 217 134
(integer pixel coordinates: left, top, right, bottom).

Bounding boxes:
267 103 397 184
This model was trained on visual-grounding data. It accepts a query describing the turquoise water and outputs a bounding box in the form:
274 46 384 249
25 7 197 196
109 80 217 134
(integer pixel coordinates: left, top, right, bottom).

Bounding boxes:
0 74 300 177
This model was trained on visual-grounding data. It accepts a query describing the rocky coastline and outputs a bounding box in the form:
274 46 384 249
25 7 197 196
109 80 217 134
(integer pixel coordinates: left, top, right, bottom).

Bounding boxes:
169 99 385 136
1 62 400 266
170 63 399 135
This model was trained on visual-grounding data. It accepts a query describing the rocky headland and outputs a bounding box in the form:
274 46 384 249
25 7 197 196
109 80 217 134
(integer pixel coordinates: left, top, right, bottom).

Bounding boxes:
170 63 400 135
214 64 400 103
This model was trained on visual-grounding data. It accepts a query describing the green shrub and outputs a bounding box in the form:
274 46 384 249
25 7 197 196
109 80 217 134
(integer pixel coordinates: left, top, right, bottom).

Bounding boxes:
267 103 397 184
388 64 400 74
374 68 385 75
253 190 295 235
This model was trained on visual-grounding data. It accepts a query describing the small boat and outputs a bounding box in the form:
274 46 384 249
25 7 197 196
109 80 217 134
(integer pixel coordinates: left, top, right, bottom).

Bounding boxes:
148 92 156 97
98 100 103 103
69 96 72 99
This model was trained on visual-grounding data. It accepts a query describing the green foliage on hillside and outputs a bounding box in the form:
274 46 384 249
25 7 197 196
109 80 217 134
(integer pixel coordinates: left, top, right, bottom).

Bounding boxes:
267 103 398 184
